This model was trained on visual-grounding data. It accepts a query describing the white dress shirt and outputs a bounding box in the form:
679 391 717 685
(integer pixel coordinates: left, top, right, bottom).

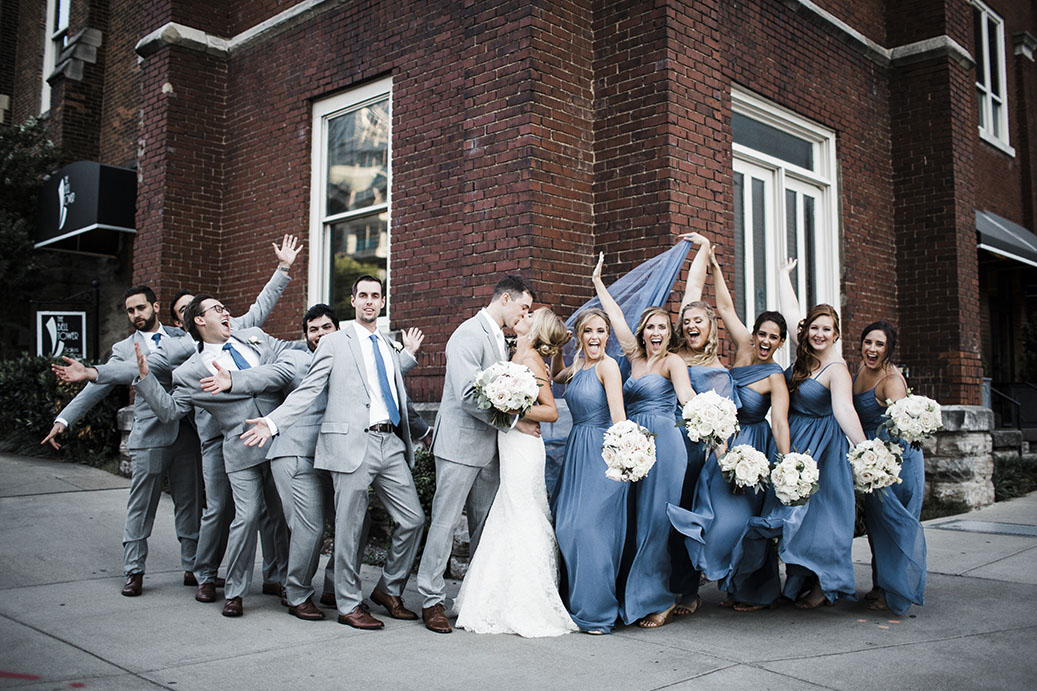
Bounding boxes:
202 336 260 375
353 321 400 427
479 308 507 361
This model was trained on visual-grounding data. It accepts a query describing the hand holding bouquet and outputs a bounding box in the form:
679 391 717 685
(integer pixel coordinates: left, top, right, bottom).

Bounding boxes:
882 393 942 449
848 438 903 493
681 389 739 450
770 452 820 506
717 444 770 494
602 420 657 482
473 361 541 429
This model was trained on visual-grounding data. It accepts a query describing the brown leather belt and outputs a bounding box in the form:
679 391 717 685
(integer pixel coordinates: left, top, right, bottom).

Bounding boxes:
366 422 395 433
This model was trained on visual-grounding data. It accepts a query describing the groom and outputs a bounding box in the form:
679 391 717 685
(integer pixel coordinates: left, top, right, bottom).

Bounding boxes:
417 275 537 633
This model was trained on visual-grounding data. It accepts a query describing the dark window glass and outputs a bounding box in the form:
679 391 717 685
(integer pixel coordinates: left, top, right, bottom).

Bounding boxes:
734 172 745 323
732 113 813 170
752 178 767 316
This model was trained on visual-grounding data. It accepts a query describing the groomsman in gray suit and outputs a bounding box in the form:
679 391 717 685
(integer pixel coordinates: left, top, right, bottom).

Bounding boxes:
416 275 537 634
133 294 296 617
43 286 202 597
242 276 425 630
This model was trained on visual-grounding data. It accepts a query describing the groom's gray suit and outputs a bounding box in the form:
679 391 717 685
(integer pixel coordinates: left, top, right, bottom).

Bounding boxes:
265 322 424 616
417 311 511 608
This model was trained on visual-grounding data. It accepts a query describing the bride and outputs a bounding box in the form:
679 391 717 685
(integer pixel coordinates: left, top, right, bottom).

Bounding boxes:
454 307 577 637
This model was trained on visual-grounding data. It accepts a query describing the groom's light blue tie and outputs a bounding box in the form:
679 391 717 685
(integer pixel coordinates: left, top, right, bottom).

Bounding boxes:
369 333 400 426
222 342 252 370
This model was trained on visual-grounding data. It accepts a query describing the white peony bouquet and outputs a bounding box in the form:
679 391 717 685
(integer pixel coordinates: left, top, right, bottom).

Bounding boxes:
602 420 657 482
847 438 903 493
681 389 739 449
770 452 820 506
472 361 541 429
881 393 942 449
717 444 770 494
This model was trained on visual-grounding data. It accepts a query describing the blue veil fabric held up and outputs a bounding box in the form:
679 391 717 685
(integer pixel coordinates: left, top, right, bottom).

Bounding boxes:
543 240 693 499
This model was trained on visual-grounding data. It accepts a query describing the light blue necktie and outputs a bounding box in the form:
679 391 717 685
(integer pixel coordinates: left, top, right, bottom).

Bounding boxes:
369 334 400 426
151 333 161 346
222 342 252 370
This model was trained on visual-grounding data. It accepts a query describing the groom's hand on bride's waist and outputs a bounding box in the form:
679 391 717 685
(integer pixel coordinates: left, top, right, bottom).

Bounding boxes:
515 419 541 437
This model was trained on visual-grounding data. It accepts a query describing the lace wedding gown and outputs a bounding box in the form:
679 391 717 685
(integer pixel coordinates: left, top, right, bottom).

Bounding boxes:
454 428 577 637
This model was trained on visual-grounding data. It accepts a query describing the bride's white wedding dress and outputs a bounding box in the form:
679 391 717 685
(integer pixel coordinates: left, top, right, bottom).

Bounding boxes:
454 428 577 637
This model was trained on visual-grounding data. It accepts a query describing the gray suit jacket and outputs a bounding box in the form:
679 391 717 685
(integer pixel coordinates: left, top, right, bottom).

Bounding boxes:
266 322 418 473
134 328 295 472
56 325 192 450
431 313 511 467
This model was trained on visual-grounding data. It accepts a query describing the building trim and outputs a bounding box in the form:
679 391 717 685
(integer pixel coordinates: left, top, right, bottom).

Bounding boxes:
34 223 137 249
1014 32 1037 62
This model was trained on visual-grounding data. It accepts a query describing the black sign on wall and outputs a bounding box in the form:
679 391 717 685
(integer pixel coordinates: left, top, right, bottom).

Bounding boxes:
36 161 136 255
37 311 87 360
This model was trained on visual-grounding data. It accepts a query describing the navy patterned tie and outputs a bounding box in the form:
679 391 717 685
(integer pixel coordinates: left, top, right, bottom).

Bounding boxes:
369 334 400 426
222 342 252 370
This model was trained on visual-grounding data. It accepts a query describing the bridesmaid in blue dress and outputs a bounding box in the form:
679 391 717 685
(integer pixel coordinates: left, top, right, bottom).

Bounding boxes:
767 258 867 608
550 308 629 634
853 321 926 615
668 245 793 611
592 252 695 629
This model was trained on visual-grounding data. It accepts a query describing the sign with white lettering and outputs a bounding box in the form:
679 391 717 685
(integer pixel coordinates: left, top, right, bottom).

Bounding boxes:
37 311 87 360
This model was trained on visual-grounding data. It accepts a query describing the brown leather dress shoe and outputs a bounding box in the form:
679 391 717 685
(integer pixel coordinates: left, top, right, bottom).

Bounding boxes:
337 603 384 629
195 582 216 603
422 603 452 634
288 598 326 621
370 587 418 620
183 571 197 586
319 591 337 609
121 573 143 597
221 597 243 617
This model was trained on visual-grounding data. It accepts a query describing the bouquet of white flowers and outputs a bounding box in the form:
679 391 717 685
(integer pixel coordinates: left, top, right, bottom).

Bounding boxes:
472 361 541 429
717 444 770 494
847 438 903 493
681 389 739 449
602 420 657 482
881 393 942 449
770 452 820 506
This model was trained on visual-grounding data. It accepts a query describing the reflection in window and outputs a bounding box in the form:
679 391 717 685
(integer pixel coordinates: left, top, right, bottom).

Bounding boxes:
326 99 389 217
972 0 1009 148
329 212 388 321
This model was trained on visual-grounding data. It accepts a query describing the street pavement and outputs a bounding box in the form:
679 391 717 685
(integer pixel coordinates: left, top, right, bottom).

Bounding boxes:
1 451 1035 690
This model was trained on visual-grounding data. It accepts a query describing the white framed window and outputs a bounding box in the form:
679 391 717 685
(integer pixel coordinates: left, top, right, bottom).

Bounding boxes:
40 0 70 115
972 0 1013 155
309 77 392 325
731 87 840 366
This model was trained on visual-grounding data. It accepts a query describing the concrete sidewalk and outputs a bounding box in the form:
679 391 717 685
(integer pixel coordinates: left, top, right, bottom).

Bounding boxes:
0 451 1034 690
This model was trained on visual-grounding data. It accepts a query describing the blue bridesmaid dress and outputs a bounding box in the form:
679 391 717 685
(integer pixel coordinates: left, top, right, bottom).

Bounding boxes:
552 365 628 632
621 374 686 623
669 363 782 603
853 384 926 615
668 366 741 600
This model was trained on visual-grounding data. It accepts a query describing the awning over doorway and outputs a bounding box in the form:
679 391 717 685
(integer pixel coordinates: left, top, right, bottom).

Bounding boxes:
976 209 1037 269
35 161 136 255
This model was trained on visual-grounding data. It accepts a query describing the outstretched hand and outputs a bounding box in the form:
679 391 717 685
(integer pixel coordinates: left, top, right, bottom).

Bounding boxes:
41 421 66 449
273 234 302 268
402 327 425 354
241 418 272 447
592 252 604 283
134 342 150 379
51 356 94 383
200 362 232 394
780 257 798 274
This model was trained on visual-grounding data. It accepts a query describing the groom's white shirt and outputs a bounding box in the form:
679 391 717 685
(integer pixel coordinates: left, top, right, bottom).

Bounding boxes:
478 308 506 361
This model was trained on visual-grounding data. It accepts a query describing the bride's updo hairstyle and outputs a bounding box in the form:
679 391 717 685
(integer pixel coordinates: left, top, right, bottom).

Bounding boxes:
677 300 719 366
633 306 676 361
788 303 841 395
529 307 569 358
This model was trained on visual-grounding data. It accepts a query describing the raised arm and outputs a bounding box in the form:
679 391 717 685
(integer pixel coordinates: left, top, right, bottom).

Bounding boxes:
777 258 804 349
229 234 301 330
711 249 751 351
767 372 791 455
597 356 627 425
679 233 711 310
827 363 866 446
592 253 638 359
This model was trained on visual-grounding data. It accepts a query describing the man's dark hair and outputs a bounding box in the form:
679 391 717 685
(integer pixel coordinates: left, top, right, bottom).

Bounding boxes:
351 275 385 297
184 293 215 342
169 289 193 324
123 285 157 304
302 303 339 333
491 275 535 302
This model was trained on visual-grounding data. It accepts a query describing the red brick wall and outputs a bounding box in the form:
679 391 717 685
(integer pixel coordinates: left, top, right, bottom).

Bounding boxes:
10 0 45 122
812 0 886 46
99 0 144 167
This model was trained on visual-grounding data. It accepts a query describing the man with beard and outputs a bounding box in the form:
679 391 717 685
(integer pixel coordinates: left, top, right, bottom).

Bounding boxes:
43 286 202 597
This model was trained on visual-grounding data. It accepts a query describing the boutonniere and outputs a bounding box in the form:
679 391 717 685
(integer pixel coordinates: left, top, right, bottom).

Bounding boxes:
504 335 517 353
247 336 261 346
389 339 404 353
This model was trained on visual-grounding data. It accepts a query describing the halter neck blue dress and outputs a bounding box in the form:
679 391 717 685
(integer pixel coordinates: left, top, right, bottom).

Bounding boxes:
853 382 926 615
552 364 628 632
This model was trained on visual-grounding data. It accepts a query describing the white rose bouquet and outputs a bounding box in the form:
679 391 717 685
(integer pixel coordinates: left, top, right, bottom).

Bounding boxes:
717 444 770 494
681 389 739 449
770 452 820 506
472 361 541 429
847 438 903 493
602 420 657 482
881 393 942 449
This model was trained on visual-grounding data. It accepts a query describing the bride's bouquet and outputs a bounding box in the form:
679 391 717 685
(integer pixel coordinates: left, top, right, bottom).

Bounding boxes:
881 392 942 449
681 390 739 449
717 444 770 495
770 452 820 506
602 420 656 482
472 361 541 429
847 438 903 494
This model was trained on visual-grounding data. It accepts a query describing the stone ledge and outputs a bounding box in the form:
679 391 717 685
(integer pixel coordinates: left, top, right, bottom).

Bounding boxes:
939 405 995 433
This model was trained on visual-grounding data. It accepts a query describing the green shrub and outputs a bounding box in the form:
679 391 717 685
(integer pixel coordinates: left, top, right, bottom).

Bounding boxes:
0 356 125 469
993 455 1037 502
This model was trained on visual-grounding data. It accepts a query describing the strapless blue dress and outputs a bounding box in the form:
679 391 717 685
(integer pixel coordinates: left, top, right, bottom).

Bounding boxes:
668 366 741 600
854 385 926 615
552 365 628 632
620 374 685 623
